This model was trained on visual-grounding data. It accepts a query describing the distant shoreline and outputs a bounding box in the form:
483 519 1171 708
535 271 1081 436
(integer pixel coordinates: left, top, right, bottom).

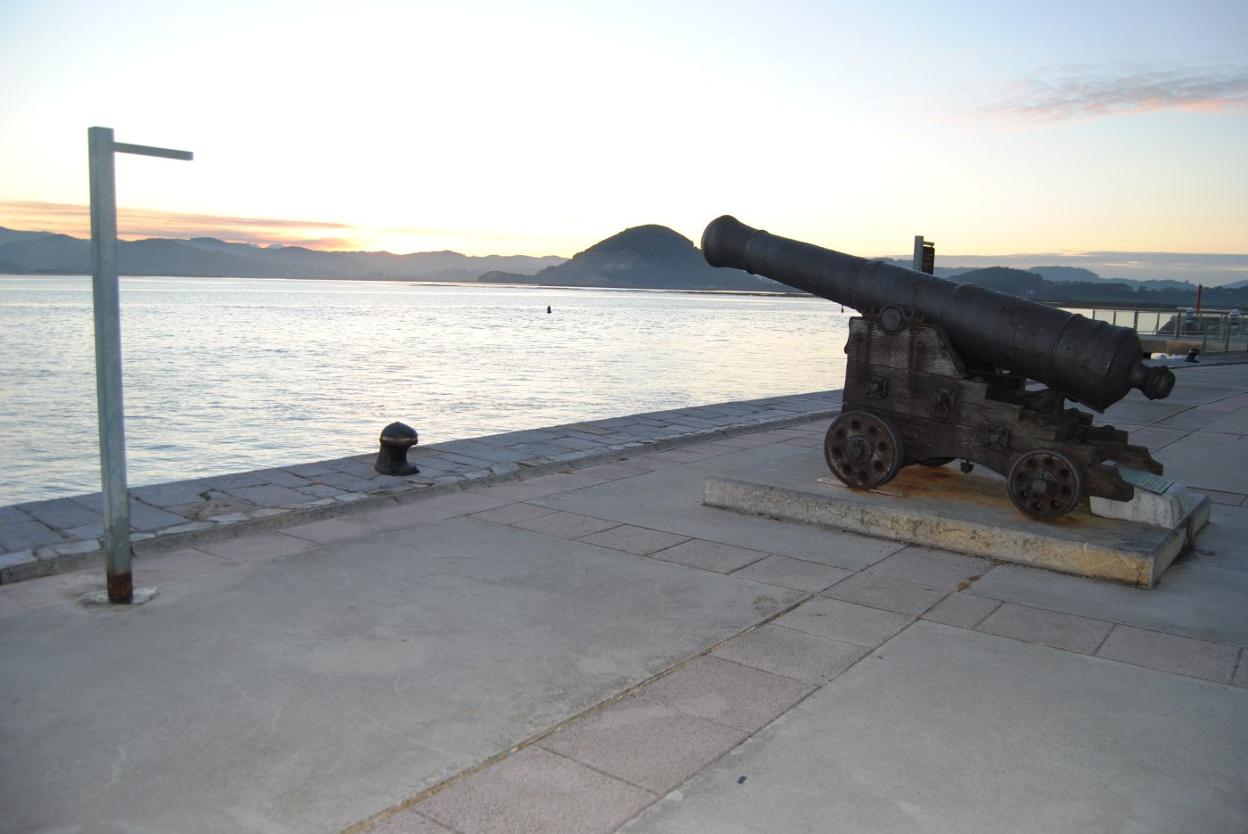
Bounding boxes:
0 272 813 298
0 273 1213 309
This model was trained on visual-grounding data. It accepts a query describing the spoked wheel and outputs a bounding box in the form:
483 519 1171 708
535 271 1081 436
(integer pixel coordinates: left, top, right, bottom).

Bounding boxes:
824 411 904 489
1007 449 1083 519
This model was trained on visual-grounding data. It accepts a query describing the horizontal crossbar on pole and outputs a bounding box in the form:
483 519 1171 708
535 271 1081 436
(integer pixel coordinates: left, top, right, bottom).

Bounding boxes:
113 141 193 161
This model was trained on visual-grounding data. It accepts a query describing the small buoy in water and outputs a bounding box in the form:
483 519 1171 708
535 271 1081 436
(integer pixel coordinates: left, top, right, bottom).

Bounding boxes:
546 305 552 314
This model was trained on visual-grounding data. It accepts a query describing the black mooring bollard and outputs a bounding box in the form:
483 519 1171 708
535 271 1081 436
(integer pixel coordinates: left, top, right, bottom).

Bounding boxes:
375 421 421 475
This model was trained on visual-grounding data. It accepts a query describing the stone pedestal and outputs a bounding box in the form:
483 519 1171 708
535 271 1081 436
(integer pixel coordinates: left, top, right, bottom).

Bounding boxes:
704 458 1210 588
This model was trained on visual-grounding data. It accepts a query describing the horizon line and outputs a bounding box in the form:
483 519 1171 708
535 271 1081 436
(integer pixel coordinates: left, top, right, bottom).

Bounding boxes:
2 202 1247 282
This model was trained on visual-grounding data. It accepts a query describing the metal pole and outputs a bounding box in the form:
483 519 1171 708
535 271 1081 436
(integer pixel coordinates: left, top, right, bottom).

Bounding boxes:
88 127 133 604
87 126 192 604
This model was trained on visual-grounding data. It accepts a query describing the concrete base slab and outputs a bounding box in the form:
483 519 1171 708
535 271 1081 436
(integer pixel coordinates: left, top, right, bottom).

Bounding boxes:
704 457 1211 588
622 622 1248 834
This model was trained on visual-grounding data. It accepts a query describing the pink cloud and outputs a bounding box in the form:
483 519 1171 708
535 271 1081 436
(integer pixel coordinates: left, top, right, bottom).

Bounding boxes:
979 65 1248 121
0 200 353 247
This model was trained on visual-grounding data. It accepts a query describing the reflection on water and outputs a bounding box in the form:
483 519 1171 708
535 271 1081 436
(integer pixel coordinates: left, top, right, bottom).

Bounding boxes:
0 276 850 504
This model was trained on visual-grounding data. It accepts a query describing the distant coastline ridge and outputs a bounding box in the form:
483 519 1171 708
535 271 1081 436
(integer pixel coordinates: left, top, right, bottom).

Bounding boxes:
0 225 564 283
2 223 1246 304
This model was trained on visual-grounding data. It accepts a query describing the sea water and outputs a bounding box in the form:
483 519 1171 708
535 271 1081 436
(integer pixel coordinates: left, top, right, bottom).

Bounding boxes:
0 276 850 505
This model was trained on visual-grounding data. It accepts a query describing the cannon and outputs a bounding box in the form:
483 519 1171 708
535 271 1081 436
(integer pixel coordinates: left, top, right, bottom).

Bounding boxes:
702 216 1177 520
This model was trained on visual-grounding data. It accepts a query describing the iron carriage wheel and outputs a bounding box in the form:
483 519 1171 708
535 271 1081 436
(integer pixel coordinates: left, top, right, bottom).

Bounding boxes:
1007 449 1084 519
824 410 904 489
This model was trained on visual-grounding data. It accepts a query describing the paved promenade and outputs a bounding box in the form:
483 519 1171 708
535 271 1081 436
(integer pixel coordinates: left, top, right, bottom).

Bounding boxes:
0 392 842 584
1 363 1246 833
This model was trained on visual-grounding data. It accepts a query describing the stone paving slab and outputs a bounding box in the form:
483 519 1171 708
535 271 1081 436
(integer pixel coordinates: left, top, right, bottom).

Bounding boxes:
1191 487 1248 506
578 524 690 556
976 602 1113 654
513 510 620 540
283 517 375 545
648 538 768 573
131 479 216 508
710 624 871 684
773 597 912 647
467 502 558 526
198 530 316 564
21 496 102 528
0 568 109 610
533 443 903 571
863 546 994 589
0 505 28 523
1154 433 1248 493
417 747 654 834
370 810 454 834
538 697 748 795
121 547 239 586
920 592 1001 628
0 519 62 551
0 591 29 619
636 656 815 733
729 554 852 592
970 511 1248 648
823 571 951 615
66 491 198 531
621 622 1248 834
1096 624 1239 683
353 502 461 531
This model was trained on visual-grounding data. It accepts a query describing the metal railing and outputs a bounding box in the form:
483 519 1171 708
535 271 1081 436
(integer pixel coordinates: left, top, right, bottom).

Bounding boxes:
1061 305 1247 355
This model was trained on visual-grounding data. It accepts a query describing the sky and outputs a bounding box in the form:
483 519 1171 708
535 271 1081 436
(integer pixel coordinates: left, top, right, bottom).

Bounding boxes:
1 0 1245 282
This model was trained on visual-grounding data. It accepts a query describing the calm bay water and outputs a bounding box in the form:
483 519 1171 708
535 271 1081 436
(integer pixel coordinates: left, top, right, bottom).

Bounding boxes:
0 276 850 505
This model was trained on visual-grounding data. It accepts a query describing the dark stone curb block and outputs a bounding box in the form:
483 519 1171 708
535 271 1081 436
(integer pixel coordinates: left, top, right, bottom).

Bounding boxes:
0 395 840 585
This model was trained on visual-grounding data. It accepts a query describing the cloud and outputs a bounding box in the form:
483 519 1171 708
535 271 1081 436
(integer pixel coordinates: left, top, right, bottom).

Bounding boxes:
979 65 1248 121
0 200 353 246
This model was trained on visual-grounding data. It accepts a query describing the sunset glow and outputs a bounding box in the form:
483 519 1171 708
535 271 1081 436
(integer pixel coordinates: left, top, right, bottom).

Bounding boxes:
0 0 1244 277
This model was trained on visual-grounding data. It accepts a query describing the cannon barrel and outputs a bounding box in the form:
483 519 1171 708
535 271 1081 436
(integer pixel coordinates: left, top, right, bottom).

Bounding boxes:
702 216 1174 410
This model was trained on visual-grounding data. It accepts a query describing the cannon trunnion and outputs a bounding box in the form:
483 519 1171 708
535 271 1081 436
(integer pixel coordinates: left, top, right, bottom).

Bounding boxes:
701 216 1175 520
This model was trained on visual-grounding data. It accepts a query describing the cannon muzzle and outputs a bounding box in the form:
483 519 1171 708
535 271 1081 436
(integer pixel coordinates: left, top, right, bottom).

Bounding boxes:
702 216 1174 410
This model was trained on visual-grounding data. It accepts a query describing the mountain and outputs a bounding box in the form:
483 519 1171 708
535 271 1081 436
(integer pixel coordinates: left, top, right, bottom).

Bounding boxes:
478 225 779 291
944 266 1248 307
1029 266 1101 283
0 226 565 281
877 258 972 280
0 233 91 273
0 227 49 247
953 267 1049 297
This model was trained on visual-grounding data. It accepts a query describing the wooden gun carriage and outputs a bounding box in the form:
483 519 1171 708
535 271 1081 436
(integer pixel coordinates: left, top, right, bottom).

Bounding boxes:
701 216 1177 520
